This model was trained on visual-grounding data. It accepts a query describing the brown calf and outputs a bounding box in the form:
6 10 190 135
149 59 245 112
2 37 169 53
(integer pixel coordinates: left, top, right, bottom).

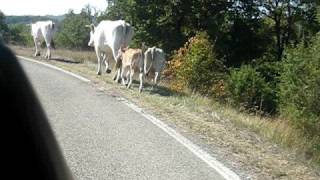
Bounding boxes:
118 48 145 92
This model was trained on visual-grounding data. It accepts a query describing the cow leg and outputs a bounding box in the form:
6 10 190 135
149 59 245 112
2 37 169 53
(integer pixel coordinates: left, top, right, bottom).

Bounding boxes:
112 45 122 79
121 67 127 85
95 49 102 75
46 46 52 60
33 38 40 56
112 58 120 81
125 71 130 85
113 59 122 83
103 54 110 73
112 71 117 80
153 72 159 90
139 72 144 93
112 68 119 82
103 53 112 73
127 69 134 89
114 68 121 83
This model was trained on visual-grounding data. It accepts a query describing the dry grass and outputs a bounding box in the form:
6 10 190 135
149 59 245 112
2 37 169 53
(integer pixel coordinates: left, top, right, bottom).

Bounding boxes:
12 45 97 63
10 45 320 179
53 48 97 63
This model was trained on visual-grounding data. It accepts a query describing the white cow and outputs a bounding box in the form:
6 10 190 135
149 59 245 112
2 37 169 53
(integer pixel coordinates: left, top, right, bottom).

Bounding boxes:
144 47 166 88
31 21 56 59
87 20 134 80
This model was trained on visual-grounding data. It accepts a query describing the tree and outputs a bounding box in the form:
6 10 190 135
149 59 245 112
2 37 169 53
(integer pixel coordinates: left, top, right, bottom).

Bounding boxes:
55 9 92 49
8 24 33 46
259 0 320 60
102 0 231 53
217 0 275 67
0 11 9 43
279 33 320 138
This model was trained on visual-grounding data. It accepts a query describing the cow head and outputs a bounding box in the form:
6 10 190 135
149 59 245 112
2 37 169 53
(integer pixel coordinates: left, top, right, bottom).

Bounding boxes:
86 24 95 47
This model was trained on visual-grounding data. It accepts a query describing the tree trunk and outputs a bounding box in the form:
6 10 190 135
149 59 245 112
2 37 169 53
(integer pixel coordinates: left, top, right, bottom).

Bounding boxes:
275 15 283 61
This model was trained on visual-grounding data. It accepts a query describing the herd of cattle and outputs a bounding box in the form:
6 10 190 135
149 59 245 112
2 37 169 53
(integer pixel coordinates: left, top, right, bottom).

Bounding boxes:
31 20 166 92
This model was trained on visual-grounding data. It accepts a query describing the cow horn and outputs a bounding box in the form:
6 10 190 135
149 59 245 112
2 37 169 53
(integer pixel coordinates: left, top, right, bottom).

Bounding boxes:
85 24 95 32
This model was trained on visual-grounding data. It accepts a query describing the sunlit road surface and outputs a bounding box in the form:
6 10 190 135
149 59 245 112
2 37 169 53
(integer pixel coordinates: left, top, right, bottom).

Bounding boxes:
20 58 234 180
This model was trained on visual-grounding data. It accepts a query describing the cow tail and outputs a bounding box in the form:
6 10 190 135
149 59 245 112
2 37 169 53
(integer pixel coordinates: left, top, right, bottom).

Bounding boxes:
50 22 55 30
49 22 55 49
151 47 155 62
122 22 127 47
145 47 155 75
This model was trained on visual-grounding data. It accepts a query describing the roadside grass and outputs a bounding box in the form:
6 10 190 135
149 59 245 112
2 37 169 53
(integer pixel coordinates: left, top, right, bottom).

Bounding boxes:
53 48 97 63
11 45 320 179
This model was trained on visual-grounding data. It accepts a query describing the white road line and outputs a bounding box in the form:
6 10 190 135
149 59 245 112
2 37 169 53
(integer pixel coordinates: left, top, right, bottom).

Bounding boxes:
19 55 240 180
117 97 241 180
18 56 90 83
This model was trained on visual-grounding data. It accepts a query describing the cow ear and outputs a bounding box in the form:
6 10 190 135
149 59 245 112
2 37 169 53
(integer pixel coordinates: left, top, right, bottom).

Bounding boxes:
86 24 95 32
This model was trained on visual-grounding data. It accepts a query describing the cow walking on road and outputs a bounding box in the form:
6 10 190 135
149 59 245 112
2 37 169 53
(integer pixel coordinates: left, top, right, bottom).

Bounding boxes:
87 20 134 81
117 44 147 93
31 21 56 60
144 47 166 89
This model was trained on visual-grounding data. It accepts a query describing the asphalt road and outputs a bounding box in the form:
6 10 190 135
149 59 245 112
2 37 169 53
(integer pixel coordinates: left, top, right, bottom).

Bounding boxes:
20 59 229 180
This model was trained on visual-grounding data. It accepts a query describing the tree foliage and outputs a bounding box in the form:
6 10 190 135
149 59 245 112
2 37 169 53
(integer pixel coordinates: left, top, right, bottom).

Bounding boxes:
168 32 224 95
8 24 33 46
259 0 320 60
102 0 231 53
227 64 277 114
0 11 9 43
55 9 92 50
279 34 320 138
5 15 64 25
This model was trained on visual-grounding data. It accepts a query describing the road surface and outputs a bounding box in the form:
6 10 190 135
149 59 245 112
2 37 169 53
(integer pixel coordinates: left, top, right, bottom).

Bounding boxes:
20 58 234 180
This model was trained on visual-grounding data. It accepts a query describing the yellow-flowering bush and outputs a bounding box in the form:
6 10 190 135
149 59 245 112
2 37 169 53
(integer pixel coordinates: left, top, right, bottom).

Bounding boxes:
165 32 224 95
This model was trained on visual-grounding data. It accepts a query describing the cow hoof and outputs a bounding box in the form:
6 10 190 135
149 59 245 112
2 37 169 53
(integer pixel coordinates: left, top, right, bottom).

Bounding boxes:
97 72 101 75
106 69 111 74
34 53 40 57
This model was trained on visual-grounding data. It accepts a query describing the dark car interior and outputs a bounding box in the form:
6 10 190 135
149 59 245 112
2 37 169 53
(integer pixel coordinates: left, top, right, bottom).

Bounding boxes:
0 42 73 180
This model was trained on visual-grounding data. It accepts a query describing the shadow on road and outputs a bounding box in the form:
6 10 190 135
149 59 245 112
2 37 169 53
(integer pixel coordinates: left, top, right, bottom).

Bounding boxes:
130 80 185 97
50 57 81 64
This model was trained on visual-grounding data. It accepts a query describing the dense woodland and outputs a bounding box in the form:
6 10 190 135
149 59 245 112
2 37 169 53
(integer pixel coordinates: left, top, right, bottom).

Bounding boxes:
1 0 320 162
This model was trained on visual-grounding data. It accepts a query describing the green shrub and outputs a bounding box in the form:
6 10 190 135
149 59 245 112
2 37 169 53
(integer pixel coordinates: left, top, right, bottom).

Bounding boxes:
55 11 91 50
227 64 275 114
8 24 33 46
255 61 281 113
0 11 10 43
279 34 320 139
170 32 224 95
